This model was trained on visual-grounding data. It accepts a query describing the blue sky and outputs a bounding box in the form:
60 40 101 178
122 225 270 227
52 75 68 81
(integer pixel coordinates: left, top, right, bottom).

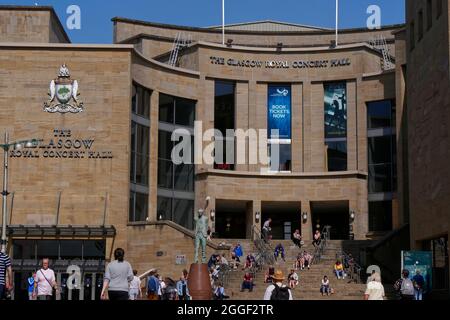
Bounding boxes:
0 0 405 43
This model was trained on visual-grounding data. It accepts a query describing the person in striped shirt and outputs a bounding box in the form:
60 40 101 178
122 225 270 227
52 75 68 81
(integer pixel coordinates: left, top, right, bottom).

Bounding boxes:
0 251 13 300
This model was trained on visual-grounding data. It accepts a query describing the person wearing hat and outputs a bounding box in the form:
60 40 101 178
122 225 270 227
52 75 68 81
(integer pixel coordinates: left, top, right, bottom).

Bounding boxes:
263 270 293 300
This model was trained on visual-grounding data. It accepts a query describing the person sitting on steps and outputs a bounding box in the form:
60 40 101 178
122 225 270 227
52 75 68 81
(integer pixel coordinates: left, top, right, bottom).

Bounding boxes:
312 230 322 247
334 260 345 279
243 254 256 270
292 229 302 248
320 275 331 296
274 243 286 262
241 272 254 292
265 266 275 283
288 269 299 289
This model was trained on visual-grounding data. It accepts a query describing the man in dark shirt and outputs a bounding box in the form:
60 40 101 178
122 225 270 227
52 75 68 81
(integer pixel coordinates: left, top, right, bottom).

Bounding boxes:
412 270 425 300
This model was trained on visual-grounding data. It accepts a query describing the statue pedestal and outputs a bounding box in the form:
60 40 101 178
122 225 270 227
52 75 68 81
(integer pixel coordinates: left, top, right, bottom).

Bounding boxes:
187 263 212 300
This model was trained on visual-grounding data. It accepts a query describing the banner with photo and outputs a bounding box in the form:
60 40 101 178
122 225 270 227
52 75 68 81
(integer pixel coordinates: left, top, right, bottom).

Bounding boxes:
401 251 433 292
324 82 347 139
268 85 291 139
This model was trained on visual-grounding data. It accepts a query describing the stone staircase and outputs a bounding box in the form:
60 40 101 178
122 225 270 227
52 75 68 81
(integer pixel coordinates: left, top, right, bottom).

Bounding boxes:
218 239 367 300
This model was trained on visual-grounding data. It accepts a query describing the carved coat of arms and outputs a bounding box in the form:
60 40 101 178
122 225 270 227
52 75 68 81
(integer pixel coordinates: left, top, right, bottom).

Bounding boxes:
44 64 84 113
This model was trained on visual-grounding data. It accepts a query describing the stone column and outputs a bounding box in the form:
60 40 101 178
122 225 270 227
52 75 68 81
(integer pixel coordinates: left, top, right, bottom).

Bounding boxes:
148 91 159 222
235 81 249 172
252 200 262 240
347 80 357 171
301 200 312 241
291 83 303 172
245 201 253 239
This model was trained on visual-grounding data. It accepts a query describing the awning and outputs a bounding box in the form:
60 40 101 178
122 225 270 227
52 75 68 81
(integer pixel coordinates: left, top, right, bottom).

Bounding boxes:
5 224 116 238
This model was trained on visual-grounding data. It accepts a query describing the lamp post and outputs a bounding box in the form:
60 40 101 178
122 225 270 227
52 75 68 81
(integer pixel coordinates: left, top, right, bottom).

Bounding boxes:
0 132 41 253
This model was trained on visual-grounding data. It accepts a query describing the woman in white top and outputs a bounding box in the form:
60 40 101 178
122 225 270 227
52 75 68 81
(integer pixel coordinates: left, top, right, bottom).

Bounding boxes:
364 272 385 300
320 276 331 296
129 270 142 300
288 269 299 289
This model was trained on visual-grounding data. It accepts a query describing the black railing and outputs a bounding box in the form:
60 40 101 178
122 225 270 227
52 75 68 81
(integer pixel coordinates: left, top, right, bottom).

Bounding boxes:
311 226 330 265
335 250 362 283
251 225 275 268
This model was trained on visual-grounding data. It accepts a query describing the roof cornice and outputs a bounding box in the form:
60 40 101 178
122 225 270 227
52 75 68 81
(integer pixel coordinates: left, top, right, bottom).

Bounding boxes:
112 17 405 36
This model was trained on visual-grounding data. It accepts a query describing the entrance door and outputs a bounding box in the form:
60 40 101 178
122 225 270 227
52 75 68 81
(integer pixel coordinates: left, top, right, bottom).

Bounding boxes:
261 201 301 240
311 201 350 240
215 211 246 239
215 200 249 239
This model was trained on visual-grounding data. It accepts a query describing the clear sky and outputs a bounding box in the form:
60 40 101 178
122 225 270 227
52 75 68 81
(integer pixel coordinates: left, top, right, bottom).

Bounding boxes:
0 0 405 43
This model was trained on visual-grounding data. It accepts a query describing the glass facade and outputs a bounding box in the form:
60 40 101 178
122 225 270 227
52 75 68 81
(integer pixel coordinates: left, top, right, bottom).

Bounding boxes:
214 81 235 170
157 93 196 230
129 83 151 222
324 82 347 171
368 201 393 231
367 99 397 232
13 240 106 260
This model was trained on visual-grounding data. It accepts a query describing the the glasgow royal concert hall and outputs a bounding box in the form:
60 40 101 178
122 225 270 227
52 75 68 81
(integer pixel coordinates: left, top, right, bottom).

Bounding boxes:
0 0 448 300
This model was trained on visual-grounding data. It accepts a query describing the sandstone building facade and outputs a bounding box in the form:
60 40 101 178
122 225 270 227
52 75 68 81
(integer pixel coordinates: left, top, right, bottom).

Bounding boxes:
0 3 447 299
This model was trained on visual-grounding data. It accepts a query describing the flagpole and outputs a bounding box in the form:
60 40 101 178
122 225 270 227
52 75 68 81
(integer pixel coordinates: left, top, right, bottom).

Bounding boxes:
335 0 339 46
222 0 225 45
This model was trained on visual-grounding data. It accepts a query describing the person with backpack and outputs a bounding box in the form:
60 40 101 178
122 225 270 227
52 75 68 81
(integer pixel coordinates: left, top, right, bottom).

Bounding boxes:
394 269 415 300
263 270 293 300
147 270 160 300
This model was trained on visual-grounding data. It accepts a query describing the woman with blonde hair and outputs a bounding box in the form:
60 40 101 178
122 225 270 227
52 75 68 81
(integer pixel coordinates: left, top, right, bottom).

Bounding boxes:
364 272 385 300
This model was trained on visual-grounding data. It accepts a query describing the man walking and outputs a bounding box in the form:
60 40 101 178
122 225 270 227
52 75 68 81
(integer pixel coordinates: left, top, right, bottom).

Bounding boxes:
35 258 57 300
147 270 160 300
0 250 12 300
262 218 272 242
176 275 190 300
394 269 415 300
412 270 425 300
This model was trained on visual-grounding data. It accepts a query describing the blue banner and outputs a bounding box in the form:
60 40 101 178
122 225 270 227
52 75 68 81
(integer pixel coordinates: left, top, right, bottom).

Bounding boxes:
401 251 433 293
268 85 291 139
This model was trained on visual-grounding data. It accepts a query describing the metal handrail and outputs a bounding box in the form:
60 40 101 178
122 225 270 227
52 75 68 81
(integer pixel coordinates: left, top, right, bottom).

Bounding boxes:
335 250 362 283
311 226 330 265
251 225 275 267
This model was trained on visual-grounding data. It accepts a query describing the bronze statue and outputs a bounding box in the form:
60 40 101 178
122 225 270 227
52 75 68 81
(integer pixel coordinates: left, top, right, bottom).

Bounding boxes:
194 209 209 264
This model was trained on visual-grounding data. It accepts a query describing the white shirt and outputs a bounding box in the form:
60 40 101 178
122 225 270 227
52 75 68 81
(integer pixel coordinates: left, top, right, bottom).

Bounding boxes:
263 283 293 300
365 281 385 300
129 276 141 290
36 268 55 296
289 273 298 281
158 281 165 295
263 220 271 229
